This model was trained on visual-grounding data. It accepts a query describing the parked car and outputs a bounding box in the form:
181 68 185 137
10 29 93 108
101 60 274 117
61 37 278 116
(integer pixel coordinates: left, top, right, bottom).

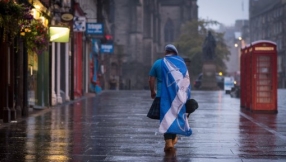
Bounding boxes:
193 73 224 90
230 72 241 98
224 76 235 94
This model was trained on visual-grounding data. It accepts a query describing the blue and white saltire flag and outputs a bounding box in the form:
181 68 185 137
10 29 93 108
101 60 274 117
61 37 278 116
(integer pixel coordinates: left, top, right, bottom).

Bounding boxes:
159 55 192 136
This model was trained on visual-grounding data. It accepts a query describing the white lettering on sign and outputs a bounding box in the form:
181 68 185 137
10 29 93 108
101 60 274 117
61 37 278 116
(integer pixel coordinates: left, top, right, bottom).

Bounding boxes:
102 45 112 50
101 44 113 53
87 24 102 31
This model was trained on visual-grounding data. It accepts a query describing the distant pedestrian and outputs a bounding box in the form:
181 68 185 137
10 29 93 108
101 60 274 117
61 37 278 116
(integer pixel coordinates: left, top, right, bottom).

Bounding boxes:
148 44 192 152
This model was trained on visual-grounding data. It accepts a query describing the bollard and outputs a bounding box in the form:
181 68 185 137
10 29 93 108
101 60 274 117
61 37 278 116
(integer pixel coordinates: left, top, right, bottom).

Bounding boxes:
3 107 11 123
16 106 22 119
10 107 16 121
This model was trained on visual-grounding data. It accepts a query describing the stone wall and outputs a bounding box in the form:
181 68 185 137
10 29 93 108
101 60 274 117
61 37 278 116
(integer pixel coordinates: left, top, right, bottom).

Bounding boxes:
112 0 198 89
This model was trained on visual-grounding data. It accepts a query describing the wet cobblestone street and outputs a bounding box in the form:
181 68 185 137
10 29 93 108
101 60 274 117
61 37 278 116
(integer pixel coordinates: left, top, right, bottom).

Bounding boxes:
0 90 286 162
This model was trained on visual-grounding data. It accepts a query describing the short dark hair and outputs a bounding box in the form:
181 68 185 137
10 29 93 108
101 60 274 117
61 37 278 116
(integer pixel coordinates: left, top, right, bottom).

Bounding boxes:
166 49 176 54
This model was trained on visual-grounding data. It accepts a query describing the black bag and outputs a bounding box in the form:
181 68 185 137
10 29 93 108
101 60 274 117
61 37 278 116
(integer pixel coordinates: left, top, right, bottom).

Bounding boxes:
147 97 160 120
185 99 199 117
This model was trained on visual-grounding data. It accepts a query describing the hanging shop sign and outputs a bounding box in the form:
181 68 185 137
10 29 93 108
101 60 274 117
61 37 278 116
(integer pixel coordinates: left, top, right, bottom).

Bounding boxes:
61 13 74 22
100 44 114 54
49 26 70 42
86 23 104 35
73 16 86 32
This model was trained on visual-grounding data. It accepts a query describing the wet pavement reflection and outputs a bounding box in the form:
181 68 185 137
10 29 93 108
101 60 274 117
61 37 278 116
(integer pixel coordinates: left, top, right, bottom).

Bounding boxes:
0 90 285 161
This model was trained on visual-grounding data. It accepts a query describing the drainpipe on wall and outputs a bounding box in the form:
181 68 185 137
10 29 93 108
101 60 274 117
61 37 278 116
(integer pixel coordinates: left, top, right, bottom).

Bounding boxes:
3 45 11 123
65 42 70 101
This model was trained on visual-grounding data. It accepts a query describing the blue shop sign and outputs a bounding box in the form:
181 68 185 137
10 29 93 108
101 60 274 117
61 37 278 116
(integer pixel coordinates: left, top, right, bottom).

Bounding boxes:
86 23 104 35
100 44 114 54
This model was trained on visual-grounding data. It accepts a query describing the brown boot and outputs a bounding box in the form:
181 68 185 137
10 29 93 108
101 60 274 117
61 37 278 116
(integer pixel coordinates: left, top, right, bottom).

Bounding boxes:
164 139 174 151
172 136 178 145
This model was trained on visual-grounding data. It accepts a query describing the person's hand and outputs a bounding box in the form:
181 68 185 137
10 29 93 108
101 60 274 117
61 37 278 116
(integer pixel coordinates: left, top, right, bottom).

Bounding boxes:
151 91 156 99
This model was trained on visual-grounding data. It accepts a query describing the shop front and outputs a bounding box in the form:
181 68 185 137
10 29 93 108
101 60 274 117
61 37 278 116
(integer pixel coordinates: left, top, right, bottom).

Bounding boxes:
26 0 50 109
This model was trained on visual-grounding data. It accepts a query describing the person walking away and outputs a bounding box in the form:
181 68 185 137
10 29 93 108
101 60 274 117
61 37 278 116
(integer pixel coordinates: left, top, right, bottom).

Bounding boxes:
148 44 192 152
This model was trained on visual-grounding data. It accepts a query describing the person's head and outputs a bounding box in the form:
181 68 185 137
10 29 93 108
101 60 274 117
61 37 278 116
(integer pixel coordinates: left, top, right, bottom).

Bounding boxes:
165 44 178 55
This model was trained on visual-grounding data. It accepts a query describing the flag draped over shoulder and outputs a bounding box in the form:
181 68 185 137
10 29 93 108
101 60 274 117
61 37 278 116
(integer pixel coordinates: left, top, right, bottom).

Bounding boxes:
159 55 192 136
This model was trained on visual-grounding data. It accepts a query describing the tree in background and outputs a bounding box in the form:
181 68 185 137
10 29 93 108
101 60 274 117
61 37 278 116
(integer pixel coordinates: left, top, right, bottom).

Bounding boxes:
175 19 230 81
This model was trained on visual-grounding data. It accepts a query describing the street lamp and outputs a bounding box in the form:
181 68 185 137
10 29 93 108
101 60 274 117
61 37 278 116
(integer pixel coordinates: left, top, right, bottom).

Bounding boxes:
234 36 245 73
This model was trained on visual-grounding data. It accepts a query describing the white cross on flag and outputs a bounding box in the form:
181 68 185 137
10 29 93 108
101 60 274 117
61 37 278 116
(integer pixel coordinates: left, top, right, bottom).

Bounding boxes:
73 16 86 32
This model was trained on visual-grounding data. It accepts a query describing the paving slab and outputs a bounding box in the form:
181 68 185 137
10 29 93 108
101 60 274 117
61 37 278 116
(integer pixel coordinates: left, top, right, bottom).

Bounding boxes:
0 90 285 162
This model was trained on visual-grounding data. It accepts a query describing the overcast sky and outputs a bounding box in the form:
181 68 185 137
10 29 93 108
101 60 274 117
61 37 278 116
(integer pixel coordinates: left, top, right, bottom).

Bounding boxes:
197 0 249 27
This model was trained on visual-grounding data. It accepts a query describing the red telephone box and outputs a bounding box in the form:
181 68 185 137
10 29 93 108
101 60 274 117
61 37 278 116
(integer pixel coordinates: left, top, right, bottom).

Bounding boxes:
245 45 253 110
240 46 248 108
250 41 277 113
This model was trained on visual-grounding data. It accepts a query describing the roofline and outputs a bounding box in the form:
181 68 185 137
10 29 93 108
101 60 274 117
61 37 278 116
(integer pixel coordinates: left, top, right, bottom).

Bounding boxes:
251 40 277 46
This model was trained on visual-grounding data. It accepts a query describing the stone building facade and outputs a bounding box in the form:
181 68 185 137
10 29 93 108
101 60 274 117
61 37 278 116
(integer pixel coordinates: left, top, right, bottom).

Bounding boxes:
249 0 286 88
109 0 198 89
220 19 249 75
